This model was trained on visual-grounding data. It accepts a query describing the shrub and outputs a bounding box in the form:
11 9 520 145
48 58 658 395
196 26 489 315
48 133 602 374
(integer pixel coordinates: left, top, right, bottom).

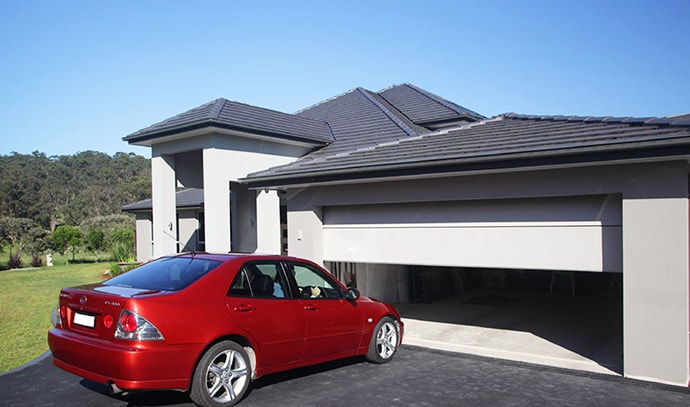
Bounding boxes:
8 253 22 269
109 263 123 277
30 253 43 267
110 228 135 262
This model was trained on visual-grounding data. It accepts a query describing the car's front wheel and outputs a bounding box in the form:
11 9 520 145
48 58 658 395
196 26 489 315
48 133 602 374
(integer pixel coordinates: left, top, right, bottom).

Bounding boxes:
190 341 251 407
366 316 400 364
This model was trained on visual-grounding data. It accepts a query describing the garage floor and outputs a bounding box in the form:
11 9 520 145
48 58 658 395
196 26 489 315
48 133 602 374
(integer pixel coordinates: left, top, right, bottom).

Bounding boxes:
395 289 623 375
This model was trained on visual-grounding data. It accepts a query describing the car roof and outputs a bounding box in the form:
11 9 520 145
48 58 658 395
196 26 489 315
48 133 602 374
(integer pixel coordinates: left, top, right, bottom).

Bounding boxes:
164 252 310 264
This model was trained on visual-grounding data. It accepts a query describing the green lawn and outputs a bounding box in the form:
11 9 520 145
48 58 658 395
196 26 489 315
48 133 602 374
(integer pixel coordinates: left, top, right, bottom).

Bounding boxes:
0 262 108 372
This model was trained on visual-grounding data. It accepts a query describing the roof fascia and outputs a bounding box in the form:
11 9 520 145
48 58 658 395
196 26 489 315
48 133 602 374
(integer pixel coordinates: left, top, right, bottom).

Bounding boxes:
124 122 329 149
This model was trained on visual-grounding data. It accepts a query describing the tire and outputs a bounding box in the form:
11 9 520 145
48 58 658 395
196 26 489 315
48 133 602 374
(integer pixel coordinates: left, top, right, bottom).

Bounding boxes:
366 316 400 364
190 341 251 407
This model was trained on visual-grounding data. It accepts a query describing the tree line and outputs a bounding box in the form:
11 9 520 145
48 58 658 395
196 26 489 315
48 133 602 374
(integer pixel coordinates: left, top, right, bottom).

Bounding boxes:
0 151 151 268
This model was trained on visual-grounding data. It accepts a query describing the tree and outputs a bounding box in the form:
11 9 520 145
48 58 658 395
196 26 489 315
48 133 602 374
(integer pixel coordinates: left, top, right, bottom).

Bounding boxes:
111 227 135 262
0 151 150 231
84 227 105 261
51 225 83 263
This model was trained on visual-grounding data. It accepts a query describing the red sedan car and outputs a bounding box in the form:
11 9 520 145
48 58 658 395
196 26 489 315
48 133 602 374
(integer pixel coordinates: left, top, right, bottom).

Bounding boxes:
48 253 403 407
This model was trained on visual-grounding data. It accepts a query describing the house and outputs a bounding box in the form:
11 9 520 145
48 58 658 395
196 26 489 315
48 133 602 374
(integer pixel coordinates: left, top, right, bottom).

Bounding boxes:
123 84 690 386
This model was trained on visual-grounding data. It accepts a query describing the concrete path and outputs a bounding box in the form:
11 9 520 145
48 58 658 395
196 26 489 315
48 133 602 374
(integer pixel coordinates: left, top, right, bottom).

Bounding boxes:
397 289 622 375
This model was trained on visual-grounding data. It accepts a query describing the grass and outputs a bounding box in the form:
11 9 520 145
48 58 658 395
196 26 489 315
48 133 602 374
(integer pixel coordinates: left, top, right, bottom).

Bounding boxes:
0 261 109 372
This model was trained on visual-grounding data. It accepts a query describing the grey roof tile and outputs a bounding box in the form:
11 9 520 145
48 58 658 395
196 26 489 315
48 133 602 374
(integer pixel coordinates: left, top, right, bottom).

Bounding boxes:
124 99 333 145
378 83 485 125
295 87 429 158
246 113 690 183
122 188 212 212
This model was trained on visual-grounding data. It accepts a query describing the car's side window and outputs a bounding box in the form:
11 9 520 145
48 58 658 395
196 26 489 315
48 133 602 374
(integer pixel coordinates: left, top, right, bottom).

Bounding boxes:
287 262 343 299
228 262 289 298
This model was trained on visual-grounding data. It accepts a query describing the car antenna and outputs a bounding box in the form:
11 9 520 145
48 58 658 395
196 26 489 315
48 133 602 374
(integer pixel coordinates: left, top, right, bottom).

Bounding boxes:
163 230 196 257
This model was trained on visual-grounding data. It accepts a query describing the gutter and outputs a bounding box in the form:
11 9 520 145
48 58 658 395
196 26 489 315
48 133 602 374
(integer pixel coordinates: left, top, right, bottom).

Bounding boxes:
241 141 690 189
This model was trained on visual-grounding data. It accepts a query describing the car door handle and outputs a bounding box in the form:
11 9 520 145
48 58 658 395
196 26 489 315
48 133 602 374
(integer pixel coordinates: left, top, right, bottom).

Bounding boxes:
233 304 256 312
304 304 319 311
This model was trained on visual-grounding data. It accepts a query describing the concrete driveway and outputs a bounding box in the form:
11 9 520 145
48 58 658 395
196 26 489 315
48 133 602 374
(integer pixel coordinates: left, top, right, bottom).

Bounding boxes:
3 346 690 406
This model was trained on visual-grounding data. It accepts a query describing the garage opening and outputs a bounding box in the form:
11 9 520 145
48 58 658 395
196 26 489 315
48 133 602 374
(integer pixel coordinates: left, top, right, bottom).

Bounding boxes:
326 261 623 375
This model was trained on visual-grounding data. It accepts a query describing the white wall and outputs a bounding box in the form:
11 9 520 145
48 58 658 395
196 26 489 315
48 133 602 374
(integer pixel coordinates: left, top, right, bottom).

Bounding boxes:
150 130 313 256
202 148 233 253
256 190 281 254
151 154 177 257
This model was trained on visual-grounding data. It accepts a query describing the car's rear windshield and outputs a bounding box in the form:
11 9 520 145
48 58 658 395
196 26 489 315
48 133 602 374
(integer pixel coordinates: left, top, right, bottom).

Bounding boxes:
104 257 222 291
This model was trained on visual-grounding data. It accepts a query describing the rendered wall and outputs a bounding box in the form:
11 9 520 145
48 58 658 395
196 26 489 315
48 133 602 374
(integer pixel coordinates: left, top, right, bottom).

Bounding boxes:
134 212 152 262
177 209 199 252
150 131 312 256
151 154 177 257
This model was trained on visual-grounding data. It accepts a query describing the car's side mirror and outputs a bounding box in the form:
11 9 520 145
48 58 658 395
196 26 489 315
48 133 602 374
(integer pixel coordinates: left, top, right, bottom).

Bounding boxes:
345 288 360 300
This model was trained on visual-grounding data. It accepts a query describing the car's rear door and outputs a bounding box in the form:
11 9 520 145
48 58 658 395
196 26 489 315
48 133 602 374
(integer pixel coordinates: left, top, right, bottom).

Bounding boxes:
225 261 305 368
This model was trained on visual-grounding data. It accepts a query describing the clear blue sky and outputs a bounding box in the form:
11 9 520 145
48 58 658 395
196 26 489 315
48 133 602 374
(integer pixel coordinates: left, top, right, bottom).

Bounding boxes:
1 0 688 157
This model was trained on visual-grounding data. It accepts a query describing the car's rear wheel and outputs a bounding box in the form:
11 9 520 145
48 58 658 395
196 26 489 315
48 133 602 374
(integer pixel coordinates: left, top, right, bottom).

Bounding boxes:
366 316 399 364
190 341 250 407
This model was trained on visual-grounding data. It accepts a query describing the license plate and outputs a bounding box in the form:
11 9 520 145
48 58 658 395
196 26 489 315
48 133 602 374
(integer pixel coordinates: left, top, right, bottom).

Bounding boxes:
74 312 96 328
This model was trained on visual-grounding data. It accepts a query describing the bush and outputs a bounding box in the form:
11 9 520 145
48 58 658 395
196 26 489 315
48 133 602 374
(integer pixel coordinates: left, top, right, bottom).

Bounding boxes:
30 253 43 267
109 263 123 277
8 253 22 269
110 228 135 262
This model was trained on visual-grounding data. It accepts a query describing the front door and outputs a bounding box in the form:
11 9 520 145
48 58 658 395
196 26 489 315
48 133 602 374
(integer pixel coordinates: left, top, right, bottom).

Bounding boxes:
287 262 363 360
226 261 304 368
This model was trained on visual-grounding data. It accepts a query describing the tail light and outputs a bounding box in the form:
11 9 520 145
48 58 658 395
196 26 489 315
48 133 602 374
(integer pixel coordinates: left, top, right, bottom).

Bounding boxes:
51 305 61 328
114 310 164 341
51 304 68 328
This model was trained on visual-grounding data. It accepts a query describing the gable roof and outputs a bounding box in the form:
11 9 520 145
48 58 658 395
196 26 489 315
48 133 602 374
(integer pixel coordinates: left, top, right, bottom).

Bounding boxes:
123 98 334 146
122 188 210 212
244 113 690 188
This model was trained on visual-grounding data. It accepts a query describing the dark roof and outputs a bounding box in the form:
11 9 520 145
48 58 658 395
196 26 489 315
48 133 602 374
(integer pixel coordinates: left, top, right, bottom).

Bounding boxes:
378 83 485 125
244 113 690 187
123 98 334 145
123 83 484 161
295 88 428 156
122 188 210 212
290 84 485 164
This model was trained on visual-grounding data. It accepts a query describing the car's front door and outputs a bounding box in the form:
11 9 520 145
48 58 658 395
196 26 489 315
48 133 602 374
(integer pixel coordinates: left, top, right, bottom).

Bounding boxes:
286 262 364 360
225 261 305 368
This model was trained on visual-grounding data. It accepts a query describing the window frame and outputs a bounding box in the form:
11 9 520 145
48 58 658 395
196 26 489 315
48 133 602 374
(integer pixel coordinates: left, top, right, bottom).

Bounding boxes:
227 260 294 299
282 261 346 300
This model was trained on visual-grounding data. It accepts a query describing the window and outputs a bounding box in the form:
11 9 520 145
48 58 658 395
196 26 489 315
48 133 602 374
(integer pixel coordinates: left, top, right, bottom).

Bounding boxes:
228 262 289 298
105 256 221 291
288 263 343 299
197 211 205 251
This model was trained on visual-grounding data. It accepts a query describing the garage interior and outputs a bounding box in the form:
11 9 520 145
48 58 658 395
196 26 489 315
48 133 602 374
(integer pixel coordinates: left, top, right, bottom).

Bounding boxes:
330 263 624 375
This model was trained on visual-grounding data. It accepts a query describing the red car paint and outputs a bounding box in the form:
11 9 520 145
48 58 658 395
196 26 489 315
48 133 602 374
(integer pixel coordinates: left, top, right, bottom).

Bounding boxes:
48 253 403 397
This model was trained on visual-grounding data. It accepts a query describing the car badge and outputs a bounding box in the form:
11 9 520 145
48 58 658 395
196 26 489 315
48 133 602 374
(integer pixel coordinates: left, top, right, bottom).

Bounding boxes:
80 295 87 305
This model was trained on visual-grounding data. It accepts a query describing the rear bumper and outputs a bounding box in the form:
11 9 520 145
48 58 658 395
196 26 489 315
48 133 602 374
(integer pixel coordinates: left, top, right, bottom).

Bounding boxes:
48 328 202 391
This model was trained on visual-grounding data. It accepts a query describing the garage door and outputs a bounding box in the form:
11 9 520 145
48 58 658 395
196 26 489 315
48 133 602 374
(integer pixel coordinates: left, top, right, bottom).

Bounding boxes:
322 195 621 273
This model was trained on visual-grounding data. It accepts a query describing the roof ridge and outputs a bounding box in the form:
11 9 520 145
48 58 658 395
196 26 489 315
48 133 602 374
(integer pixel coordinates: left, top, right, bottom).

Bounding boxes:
356 88 419 137
208 98 227 119
294 88 359 115
503 113 690 127
402 83 486 119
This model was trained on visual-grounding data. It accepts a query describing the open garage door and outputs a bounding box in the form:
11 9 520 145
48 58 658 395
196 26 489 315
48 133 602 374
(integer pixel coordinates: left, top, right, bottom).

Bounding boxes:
323 195 622 273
